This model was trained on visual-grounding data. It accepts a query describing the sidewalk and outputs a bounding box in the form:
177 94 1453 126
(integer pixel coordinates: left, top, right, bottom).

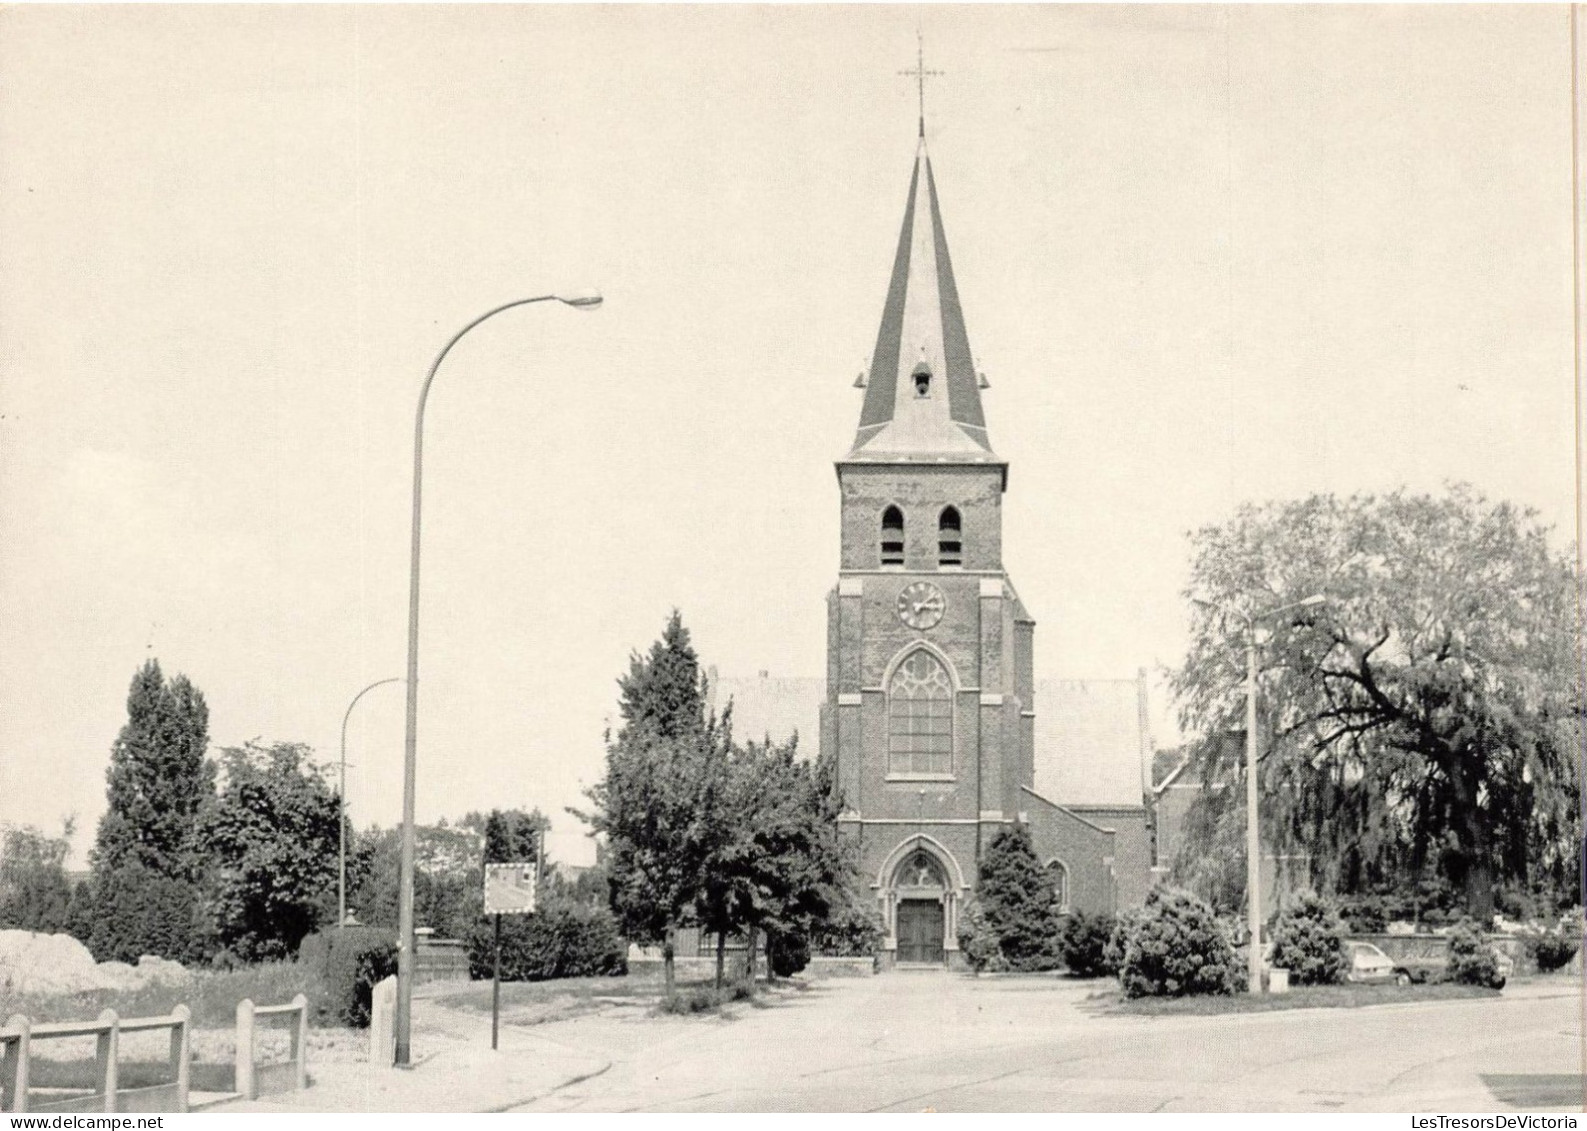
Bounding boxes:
214 1002 611 1113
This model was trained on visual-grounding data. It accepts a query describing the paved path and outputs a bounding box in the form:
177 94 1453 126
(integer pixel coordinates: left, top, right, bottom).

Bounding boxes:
212 973 1581 1112
511 974 1583 1113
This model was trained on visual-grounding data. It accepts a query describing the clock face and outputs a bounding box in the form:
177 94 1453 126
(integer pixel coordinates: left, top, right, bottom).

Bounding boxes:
897 581 947 631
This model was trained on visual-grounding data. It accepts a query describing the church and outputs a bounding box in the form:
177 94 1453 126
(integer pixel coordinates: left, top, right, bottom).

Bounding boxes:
709 114 1159 970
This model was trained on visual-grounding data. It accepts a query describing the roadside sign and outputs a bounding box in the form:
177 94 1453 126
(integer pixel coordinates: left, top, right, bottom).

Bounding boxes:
484 862 537 915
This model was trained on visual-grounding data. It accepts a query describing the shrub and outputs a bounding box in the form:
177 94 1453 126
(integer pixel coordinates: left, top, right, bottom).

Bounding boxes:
1058 911 1117 978
768 931 810 978
1268 894 1349 986
810 896 884 957
1119 887 1239 999
1528 929 1581 974
298 926 397 1027
657 979 755 1015
970 826 1063 972
1103 906 1146 978
465 898 626 982
957 899 1006 974
1446 920 1505 989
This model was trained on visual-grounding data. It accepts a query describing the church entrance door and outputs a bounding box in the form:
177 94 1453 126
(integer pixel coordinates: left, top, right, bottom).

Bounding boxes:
896 899 944 964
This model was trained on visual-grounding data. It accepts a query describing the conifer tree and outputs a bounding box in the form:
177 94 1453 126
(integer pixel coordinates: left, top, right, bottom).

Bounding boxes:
973 825 1063 972
581 611 727 996
93 658 213 882
85 659 215 961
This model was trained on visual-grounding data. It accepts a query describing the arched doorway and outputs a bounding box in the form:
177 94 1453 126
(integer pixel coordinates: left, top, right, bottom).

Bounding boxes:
879 838 962 966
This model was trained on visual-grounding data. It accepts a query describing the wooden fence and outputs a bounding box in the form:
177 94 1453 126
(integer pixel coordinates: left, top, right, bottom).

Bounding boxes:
0 1006 191 1114
234 994 309 1101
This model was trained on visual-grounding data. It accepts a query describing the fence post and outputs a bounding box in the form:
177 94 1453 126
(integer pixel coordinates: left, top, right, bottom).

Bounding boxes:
2 1015 29 1113
96 1009 119 1114
235 998 256 1100
290 993 308 1091
169 1005 191 1113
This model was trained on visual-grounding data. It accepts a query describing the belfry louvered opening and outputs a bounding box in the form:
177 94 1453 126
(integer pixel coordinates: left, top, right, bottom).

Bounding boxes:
938 506 962 567
881 506 906 566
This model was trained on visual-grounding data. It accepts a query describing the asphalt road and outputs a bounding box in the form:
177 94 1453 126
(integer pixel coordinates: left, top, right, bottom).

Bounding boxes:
509 973 1583 1113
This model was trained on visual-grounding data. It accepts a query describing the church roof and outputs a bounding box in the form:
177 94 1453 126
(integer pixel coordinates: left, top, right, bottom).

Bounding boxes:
705 669 824 757
1031 678 1151 808
846 135 999 466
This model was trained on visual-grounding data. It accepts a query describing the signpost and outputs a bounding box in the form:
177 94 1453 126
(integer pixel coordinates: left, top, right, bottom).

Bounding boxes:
483 862 537 1050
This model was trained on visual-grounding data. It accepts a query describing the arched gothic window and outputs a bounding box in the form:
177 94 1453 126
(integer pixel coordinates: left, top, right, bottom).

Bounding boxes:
880 506 905 567
1047 859 1069 912
887 650 953 776
938 506 962 567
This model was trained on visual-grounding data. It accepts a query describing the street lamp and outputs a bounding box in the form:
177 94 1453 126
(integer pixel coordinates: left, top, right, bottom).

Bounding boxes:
339 677 401 930
395 291 602 1066
1197 592 1327 995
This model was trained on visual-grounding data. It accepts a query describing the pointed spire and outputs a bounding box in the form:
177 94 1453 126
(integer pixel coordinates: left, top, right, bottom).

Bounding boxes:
847 134 996 465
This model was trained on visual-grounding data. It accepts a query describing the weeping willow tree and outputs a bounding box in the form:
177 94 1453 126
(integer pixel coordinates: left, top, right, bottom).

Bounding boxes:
1169 487 1582 922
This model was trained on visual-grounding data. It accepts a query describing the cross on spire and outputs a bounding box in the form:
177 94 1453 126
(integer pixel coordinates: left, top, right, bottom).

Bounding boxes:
899 32 944 138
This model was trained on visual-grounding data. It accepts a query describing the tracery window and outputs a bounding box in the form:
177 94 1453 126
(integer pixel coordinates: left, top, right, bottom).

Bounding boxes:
887 649 953 776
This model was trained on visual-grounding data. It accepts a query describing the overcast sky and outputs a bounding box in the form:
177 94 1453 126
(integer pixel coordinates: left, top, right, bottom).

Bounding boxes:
1 5 1575 869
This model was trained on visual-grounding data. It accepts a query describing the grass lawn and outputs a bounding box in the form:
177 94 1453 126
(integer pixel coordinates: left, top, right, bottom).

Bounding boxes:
1095 981 1502 1016
431 966 805 1023
0 961 308 1028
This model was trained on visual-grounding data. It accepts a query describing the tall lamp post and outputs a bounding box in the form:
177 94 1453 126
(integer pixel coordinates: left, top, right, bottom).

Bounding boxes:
395 291 602 1067
339 677 401 930
1199 592 1327 995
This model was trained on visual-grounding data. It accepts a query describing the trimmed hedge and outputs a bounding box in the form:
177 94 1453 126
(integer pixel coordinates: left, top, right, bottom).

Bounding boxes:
465 899 626 982
1119 887 1239 999
299 926 397 1027
767 931 811 978
1268 894 1349 986
1058 911 1117 978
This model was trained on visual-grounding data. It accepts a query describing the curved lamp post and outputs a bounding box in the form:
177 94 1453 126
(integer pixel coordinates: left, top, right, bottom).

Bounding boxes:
1195 592 1326 995
396 291 602 1066
339 677 401 930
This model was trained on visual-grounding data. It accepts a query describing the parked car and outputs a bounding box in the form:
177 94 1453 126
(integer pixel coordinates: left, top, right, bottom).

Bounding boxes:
1345 940 1414 985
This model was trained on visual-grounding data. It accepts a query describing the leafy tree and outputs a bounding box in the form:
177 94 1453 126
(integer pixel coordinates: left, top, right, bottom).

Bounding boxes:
969 825 1063 972
697 737 852 987
206 741 342 962
0 821 74 934
479 808 548 867
1169 780 1247 916
578 611 729 996
1172 487 1582 922
92 659 213 882
349 823 481 940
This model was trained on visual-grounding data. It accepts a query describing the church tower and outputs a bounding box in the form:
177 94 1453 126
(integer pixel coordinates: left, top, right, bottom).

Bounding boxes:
822 127 1036 969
